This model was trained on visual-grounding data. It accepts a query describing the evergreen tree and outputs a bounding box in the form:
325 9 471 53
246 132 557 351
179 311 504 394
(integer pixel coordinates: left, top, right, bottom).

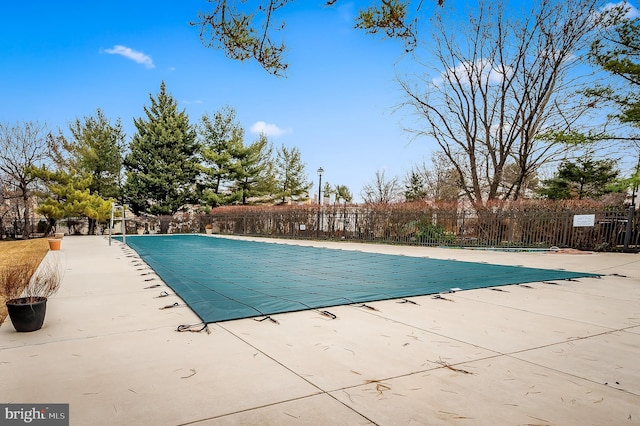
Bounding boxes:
588 9 640 127
58 109 125 233
537 157 621 200
198 106 244 207
229 134 275 204
64 109 124 200
193 1 432 76
28 166 112 234
274 144 310 204
404 170 427 201
124 82 198 216
322 181 332 202
334 184 353 203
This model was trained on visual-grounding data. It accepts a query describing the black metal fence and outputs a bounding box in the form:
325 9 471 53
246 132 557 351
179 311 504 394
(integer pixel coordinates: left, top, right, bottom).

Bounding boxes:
0 217 47 240
6 203 639 252
206 204 640 252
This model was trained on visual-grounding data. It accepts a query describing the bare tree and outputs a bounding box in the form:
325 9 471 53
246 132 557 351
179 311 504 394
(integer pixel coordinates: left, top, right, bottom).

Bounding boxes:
361 169 402 204
400 0 606 207
408 152 461 201
0 122 53 238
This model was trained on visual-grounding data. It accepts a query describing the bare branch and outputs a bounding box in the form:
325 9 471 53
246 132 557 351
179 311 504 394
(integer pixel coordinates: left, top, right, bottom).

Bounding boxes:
400 0 603 205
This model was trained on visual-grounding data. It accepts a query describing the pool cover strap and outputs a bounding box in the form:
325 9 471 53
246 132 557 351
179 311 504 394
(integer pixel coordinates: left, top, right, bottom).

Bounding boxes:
177 322 211 334
254 315 280 324
160 302 180 310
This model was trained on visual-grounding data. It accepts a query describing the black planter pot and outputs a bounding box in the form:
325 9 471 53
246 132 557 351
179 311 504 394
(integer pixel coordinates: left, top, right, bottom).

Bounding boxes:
5 296 47 332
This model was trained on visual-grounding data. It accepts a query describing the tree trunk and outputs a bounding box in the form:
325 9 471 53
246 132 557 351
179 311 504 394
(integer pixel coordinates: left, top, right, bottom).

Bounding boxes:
21 185 30 239
88 218 96 235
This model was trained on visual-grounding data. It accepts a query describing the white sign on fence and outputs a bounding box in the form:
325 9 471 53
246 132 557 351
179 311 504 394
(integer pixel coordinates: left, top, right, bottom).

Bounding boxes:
573 214 595 227
299 224 306 231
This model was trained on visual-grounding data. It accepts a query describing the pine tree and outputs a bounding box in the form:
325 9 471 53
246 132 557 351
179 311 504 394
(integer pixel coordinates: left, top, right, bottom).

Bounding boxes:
322 181 332 202
64 109 125 200
274 144 310 204
229 134 275 204
198 106 244 207
404 171 427 201
124 82 198 216
588 9 640 127
56 109 125 234
28 166 112 233
537 157 621 200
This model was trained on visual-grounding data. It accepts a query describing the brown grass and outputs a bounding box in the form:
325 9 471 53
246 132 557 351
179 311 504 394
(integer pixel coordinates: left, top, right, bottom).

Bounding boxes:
0 239 50 324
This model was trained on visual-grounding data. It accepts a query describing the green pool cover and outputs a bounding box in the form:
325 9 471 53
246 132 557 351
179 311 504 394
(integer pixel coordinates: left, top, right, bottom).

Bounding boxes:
122 235 599 323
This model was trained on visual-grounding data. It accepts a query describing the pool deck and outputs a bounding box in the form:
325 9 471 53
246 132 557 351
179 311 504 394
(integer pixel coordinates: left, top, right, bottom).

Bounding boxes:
1 235 639 425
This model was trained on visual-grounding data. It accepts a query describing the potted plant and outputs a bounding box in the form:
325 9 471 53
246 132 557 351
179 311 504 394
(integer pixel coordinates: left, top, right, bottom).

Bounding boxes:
48 238 61 250
1 258 61 332
205 223 214 234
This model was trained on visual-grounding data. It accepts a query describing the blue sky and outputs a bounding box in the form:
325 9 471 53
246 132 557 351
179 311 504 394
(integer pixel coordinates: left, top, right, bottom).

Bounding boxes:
1 1 638 202
1 1 436 202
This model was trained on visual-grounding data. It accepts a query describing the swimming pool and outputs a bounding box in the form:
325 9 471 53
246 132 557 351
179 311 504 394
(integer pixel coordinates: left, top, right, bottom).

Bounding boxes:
122 235 599 323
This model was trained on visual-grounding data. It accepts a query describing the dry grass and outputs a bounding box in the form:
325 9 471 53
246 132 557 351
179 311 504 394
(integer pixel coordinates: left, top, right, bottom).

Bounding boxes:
0 239 50 324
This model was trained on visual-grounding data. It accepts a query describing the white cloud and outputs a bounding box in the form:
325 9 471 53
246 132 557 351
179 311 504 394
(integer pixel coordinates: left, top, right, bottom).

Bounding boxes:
592 2 640 26
249 121 292 137
602 1 640 19
433 59 512 87
104 45 155 69
540 47 576 64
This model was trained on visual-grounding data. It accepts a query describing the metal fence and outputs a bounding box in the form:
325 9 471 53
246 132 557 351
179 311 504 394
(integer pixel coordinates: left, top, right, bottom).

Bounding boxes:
206 205 640 252
0 217 91 240
6 204 639 252
0 217 48 240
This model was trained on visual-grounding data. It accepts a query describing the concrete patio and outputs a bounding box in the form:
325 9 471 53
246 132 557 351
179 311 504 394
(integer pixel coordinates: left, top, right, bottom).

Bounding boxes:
1 235 639 425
